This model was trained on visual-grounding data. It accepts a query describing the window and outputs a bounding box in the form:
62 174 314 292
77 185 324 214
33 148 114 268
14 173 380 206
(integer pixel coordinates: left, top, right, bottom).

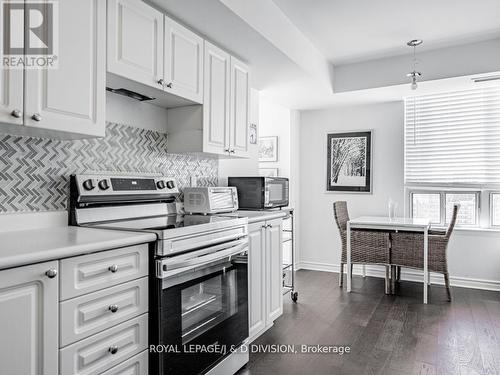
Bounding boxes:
492 193 500 227
405 86 500 228
410 191 478 227
412 193 441 223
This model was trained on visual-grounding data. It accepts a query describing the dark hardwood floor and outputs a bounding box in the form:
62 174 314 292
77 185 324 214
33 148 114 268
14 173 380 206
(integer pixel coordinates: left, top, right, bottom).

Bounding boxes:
237 270 500 375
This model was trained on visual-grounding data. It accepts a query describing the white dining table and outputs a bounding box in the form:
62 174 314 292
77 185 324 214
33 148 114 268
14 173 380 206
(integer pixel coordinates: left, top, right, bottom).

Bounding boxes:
346 216 431 304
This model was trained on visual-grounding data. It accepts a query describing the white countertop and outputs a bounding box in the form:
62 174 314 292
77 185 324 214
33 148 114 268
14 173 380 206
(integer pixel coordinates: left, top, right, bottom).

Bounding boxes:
222 208 292 223
0 226 156 270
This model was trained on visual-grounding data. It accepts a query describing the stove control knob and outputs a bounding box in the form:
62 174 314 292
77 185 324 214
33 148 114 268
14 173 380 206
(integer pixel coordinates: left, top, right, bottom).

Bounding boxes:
98 179 110 190
166 180 175 189
156 180 166 190
82 179 95 191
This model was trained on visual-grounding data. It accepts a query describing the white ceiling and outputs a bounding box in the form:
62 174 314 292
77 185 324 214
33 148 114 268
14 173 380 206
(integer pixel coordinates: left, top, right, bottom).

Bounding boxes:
271 0 500 64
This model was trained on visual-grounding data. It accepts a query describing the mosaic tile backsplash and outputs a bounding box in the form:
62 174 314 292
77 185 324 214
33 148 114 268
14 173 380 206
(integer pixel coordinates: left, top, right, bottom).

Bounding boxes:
0 122 218 213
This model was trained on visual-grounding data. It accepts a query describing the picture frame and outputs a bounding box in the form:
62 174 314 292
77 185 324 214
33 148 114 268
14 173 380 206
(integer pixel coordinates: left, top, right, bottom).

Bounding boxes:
326 131 372 193
259 136 278 162
259 168 279 177
249 123 258 145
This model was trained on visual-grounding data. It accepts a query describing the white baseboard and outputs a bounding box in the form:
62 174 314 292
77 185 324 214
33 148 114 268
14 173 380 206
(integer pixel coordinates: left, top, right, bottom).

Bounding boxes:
296 261 500 292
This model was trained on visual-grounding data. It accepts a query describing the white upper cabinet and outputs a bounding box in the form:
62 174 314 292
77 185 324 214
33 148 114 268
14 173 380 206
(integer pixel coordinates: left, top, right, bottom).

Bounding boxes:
164 17 203 103
0 2 23 126
0 0 105 139
0 261 59 375
24 0 106 138
107 0 164 90
203 41 231 154
229 57 250 158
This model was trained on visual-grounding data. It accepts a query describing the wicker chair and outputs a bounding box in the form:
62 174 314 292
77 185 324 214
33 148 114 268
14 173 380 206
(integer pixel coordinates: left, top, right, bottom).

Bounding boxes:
333 201 391 288
390 204 460 301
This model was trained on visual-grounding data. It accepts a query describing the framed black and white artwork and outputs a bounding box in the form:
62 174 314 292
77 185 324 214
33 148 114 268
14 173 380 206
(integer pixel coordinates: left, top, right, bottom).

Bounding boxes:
259 136 278 162
326 131 372 193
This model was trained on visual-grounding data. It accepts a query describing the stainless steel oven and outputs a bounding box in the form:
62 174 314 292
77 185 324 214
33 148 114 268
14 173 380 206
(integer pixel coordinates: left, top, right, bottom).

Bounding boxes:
69 174 250 375
154 238 249 375
228 177 289 209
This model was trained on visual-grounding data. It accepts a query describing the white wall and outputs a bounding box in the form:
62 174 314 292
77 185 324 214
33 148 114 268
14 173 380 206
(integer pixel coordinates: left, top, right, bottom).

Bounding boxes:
258 95 291 179
298 102 500 290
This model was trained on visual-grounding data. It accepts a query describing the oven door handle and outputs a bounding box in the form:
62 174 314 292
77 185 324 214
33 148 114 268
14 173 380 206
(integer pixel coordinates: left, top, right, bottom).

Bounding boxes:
156 239 248 279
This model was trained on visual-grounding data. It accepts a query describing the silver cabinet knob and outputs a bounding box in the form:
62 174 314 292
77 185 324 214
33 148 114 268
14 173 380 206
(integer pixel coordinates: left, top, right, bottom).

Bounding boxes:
224 148 230 153
108 264 118 273
230 149 235 154
166 82 173 88
31 113 42 122
10 109 21 118
108 345 119 355
108 304 119 313
157 79 165 86
45 269 58 278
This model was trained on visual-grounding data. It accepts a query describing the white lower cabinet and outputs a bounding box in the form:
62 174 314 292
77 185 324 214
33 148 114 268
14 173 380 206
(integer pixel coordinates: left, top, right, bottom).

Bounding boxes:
248 222 266 339
248 218 283 342
59 314 148 375
100 350 149 375
0 261 59 375
0 244 151 375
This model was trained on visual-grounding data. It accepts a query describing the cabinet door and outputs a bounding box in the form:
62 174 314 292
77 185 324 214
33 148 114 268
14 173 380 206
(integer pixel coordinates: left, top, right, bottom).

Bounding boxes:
164 16 203 103
0 1 23 126
0 261 58 375
229 57 250 158
203 41 230 155
266 218 283 324
248 222 267 341
107 0 164 89
24 0 105 138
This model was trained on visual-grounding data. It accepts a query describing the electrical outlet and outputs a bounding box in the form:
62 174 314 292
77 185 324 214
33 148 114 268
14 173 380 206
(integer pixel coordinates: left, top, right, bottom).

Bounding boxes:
190 175 197 187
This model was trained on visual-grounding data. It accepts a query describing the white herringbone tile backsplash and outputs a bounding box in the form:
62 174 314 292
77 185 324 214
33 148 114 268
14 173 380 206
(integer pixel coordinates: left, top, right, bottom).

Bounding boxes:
0 122 218 213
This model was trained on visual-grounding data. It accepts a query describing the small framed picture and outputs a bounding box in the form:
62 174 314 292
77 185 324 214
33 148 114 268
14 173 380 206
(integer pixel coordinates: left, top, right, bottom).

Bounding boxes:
259 168 279 177
326 131 372 193
259 136 278 162
249 123 258 145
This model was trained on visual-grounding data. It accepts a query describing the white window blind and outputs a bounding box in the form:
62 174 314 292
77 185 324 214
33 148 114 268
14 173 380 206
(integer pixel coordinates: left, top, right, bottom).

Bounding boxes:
405 86 500 186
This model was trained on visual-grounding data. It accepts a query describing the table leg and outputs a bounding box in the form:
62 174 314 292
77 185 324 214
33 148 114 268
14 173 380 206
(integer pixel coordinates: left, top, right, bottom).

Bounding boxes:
347 222 352 292
423 226 429 304
385 266 391 294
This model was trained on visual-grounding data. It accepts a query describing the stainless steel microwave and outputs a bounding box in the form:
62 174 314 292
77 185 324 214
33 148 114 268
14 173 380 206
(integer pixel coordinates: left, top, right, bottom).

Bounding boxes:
228 177 289 209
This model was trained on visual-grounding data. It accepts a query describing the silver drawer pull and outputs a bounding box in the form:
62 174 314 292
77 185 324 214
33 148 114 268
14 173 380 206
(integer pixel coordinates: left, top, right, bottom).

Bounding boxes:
108 264 118 273
45 269 58 278
11 109 21 118
108 345 119 355
108 304 119 313
31 113 42 122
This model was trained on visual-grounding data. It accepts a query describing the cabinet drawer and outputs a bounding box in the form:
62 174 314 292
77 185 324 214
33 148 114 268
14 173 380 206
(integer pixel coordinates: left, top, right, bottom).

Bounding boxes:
60 314 148 375
60 277 148 347
61 245 148 300
100 350 148 375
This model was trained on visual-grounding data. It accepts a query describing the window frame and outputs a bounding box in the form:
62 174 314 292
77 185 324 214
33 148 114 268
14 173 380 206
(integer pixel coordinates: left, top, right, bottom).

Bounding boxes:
408 189 481 228
490 192 500 228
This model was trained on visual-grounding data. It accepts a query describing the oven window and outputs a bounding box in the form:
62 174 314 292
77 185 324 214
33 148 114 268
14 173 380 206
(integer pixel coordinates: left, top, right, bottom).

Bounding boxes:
267 183 284 202
181 270 238 344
